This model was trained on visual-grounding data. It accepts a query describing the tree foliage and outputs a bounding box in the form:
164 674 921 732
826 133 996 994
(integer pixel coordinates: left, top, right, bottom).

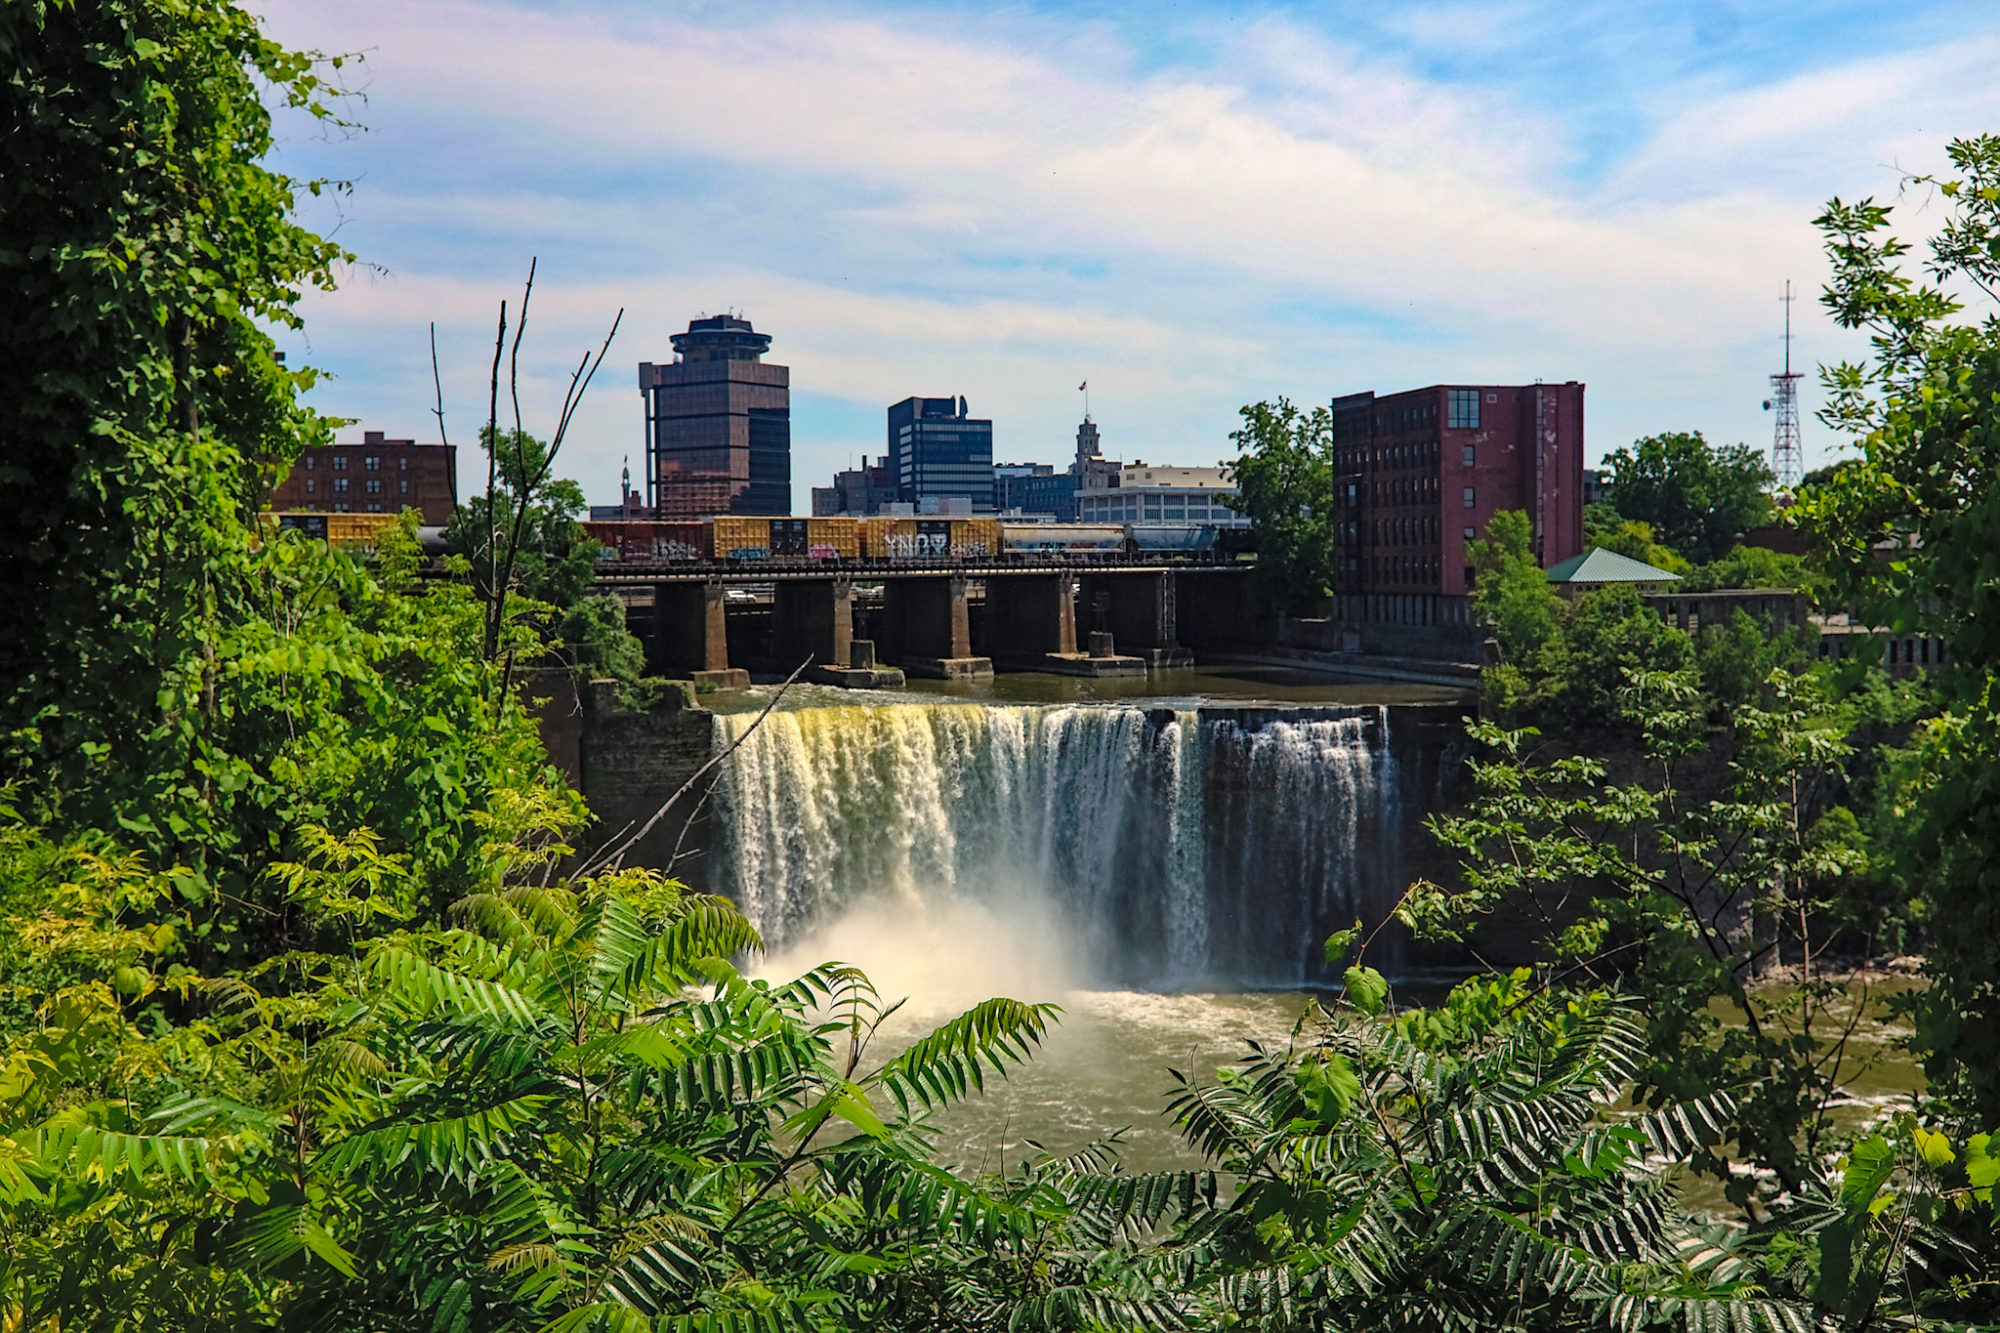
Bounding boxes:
1222 399 1335 603
1583 505 1692 576
1794 132 2000 1126
0 0 350 790
1600 433 1777 565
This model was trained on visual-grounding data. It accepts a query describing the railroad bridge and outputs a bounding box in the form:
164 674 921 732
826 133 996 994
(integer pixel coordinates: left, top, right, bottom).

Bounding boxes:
590 555 1258 688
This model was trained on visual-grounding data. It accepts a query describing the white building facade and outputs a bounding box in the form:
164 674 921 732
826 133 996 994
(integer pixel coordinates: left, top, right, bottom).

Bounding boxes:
1075 465 1248 527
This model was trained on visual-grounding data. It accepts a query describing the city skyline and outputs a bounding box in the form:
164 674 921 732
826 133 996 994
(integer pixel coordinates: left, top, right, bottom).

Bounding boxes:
258 0 2000 513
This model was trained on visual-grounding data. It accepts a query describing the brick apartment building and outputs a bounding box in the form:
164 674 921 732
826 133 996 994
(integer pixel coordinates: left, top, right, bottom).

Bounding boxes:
1333 382 1584 631
265 430 459 525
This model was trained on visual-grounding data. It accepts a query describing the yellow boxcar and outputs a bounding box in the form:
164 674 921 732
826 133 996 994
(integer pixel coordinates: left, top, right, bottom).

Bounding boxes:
261 512 401 549
863 517 1001 560
951 518 1001 560
327 513 402 547
805 517 862 559
710 516 772 561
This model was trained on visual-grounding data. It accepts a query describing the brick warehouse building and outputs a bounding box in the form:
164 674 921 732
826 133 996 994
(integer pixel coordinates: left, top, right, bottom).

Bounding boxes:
1332 382 1584 635
265 430 458 525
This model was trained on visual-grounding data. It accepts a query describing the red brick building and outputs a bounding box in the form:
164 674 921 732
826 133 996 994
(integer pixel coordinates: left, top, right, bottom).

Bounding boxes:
265 430 458 525
1333 382 1584 630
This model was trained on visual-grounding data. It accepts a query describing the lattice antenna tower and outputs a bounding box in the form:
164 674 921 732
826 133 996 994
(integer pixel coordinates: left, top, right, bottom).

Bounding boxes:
1767 279 1804 492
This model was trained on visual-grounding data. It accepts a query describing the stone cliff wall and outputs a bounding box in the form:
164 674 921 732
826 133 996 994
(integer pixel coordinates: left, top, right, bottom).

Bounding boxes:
575 681 719 889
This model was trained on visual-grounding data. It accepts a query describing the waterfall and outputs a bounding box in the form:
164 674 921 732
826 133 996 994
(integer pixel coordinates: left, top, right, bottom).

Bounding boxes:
709 701 1401 989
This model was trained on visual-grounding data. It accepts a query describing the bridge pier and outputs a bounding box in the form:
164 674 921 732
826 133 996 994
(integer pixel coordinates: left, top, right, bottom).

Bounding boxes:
982 572 1143 675
652 580 748 691
1080 571 1194 670
772 578 906 688
881 576 991 679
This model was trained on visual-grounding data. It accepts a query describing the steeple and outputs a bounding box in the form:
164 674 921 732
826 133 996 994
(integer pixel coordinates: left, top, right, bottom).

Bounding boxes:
1073 417 1101 475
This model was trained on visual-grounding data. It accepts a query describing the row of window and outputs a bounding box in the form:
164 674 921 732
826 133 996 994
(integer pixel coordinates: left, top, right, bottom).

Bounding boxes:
303 478 414 495
1341 441 1485 475
1079 495 1245 523
302 455 413 471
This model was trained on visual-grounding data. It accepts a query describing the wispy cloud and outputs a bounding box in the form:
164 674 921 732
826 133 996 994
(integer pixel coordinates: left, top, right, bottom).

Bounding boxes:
258 0 1999 505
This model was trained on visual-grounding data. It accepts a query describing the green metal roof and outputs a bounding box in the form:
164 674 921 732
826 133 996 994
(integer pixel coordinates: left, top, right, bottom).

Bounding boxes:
1544 547 1684 584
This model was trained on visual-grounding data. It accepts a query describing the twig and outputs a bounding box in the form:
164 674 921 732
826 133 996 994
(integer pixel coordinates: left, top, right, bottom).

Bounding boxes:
429 321 449 450
482 299 508 665
587 657 812 874
495 304 622 704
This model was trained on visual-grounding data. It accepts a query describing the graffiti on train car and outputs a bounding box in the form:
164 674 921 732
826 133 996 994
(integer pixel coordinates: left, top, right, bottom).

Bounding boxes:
883 532 952 559
728 546 770 561
809 544 840 560
655 540 703 560
952 541 991 558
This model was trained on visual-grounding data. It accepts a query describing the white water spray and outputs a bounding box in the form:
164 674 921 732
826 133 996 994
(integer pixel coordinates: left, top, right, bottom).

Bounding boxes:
710 701 1397 990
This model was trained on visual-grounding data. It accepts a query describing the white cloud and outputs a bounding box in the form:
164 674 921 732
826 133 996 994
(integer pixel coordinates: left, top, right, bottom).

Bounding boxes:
256 0 1998 504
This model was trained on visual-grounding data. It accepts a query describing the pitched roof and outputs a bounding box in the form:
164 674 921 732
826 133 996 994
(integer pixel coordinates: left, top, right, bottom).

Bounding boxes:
1544 547 1684 584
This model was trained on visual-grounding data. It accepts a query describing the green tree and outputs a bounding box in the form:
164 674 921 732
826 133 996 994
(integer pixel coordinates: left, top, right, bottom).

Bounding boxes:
1222 398 1335 603
1401 672 1866 1205
0 0 349 794
1158 981 1812 1332
1684 544 1807 592
1584 503 1692 574
1467 510 1564 659
1795 132 2000 1125
1601 432 1777 564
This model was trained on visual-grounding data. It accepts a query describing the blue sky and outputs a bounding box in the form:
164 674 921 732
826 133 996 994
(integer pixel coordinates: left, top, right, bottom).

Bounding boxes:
258 0 2000 511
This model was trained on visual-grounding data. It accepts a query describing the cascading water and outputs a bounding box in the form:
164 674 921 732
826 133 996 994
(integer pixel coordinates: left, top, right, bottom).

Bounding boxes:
709 701 1402 990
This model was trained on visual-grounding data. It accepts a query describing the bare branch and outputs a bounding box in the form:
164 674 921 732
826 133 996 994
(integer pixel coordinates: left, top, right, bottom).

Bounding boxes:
429 321 449 450
482 298 508 665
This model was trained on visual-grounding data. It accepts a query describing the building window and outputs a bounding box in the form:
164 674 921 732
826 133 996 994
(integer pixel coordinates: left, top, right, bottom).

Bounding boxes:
399 479 409 494
399 458 409 471
305 479 315 493
1448 388 1480 429
332 455 348 471
366 503 381 512
365 479 381 494
1462 444 1475 466
333 478 348 493
305 456 316 470
1462 487 1475 508
365 456 380 470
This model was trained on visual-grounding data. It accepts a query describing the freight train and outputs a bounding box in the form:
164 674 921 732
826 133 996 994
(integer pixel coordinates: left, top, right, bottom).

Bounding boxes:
578 516 1247 564
259 511 1250 564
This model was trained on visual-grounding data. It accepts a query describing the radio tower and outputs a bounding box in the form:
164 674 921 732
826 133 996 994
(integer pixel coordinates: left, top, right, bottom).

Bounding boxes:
1768 280 1804 492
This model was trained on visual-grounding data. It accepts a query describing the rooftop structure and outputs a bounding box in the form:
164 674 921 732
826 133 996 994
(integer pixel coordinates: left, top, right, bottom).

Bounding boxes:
1545 547 1683 587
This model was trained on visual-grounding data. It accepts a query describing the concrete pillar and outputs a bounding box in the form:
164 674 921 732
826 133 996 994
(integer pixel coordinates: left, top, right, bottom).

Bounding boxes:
1077 570 1190 668
881 576 990 679
984 572 1077 662
772 577 852 672
652 580 745 689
